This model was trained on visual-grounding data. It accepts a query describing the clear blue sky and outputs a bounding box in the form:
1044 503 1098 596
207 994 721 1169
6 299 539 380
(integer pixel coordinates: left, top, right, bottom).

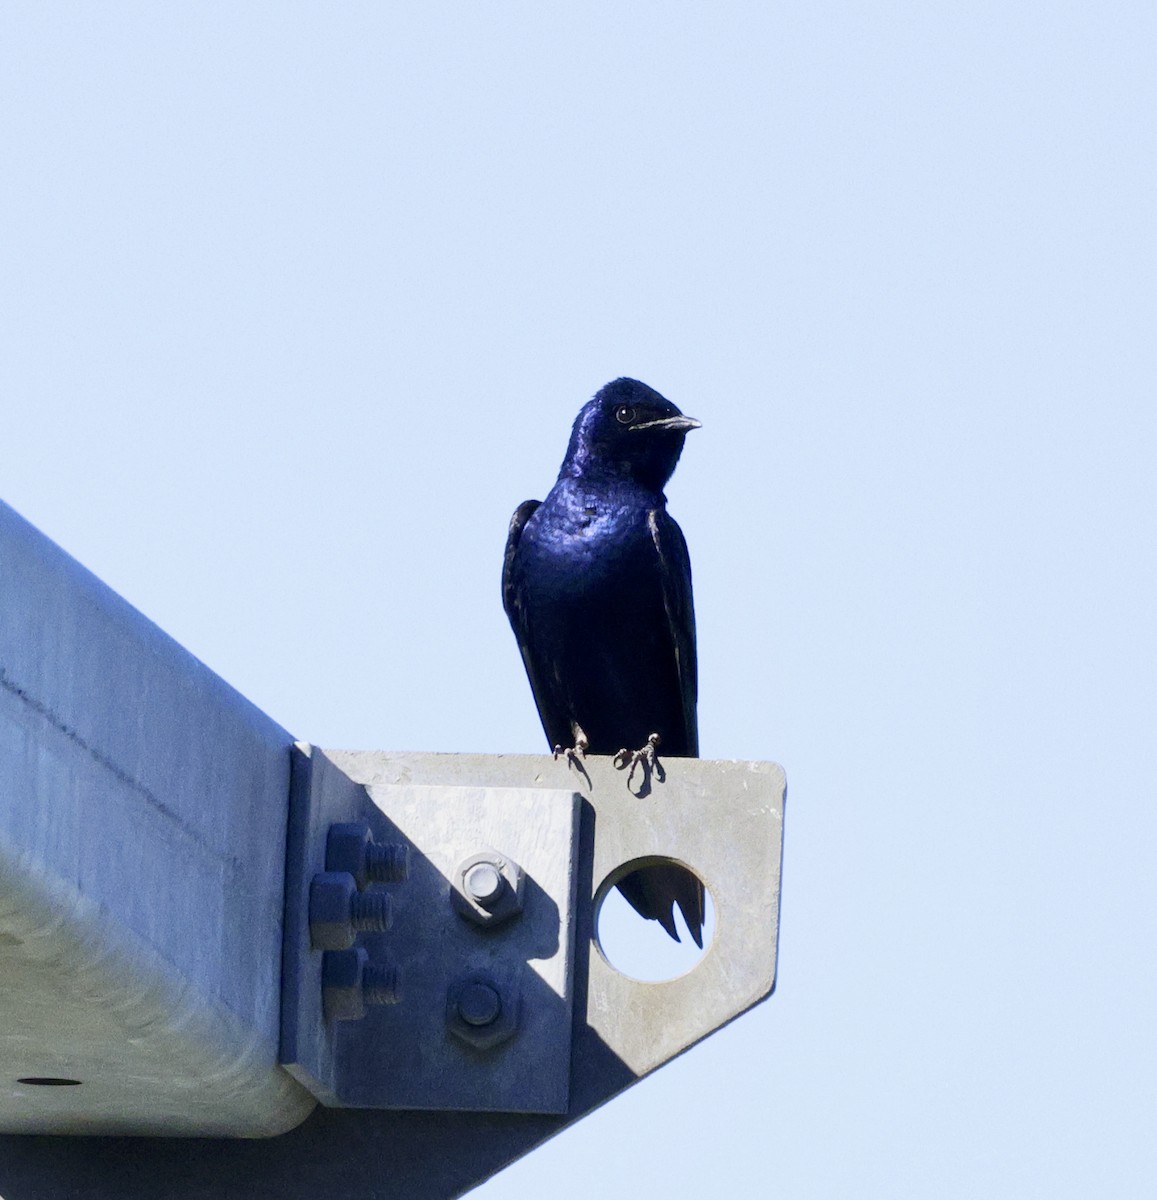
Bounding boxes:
3 4 1155 1196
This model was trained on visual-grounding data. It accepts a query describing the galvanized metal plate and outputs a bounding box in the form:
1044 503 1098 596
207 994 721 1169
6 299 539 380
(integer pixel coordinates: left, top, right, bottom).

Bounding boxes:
331 751 786 1081
281 746 580 1114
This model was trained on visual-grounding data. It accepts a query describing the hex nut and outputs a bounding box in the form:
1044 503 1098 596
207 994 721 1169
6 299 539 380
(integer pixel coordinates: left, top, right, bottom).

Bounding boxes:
446 973 520 1050
451 850 525 928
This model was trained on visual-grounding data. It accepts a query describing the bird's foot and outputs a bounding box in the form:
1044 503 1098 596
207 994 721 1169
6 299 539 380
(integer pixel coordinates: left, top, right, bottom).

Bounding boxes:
553 725 590 774
614 733 665 796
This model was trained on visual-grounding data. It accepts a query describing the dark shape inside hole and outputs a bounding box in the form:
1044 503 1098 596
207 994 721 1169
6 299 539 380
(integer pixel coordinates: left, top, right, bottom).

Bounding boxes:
17 1077 82 1087
595 857 715 982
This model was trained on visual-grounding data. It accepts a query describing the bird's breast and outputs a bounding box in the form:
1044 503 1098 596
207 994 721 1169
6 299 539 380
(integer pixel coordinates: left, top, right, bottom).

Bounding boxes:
518 491 658 608
536 498 644 553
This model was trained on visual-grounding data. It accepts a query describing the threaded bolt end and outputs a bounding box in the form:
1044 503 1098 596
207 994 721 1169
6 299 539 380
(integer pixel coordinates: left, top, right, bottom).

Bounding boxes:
457 981 502 1027
363 964 400 1005
365 842 409 883
464 861 505 906
349 890 391 932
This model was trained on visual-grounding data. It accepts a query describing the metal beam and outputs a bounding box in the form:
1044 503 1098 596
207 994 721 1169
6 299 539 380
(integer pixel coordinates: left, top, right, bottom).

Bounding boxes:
0 498 313 1137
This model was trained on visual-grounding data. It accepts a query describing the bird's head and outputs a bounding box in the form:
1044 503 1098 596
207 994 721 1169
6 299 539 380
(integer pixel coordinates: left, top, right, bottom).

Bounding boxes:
561 378 701 490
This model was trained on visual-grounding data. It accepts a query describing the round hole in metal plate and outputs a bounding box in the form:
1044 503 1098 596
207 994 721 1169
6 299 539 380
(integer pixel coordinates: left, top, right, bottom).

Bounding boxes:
595 857 715 982
17 1077 82 1086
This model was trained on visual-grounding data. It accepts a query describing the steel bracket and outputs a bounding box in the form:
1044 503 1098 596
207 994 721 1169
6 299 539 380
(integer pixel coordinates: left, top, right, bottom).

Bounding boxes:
324 750 786 1088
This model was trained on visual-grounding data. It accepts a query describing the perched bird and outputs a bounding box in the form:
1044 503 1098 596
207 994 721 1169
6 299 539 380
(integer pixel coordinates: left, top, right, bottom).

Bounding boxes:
502 377 704 945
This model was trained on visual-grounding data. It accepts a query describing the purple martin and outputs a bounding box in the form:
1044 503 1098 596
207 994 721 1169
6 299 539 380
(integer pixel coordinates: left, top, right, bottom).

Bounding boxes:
502 378 704 945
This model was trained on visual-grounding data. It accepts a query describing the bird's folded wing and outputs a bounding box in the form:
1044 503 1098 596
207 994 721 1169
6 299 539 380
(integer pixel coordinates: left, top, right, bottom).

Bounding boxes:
647 508 699 756
502 499 541 625
502 499 569 747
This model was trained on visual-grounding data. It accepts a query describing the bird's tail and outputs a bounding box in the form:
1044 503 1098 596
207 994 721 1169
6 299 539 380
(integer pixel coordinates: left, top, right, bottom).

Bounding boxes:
616 863 705 948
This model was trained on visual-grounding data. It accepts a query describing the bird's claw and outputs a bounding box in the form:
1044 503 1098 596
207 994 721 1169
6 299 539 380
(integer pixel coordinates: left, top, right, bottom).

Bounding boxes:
553 744 586 770
614 733 664 794
553 725 590 774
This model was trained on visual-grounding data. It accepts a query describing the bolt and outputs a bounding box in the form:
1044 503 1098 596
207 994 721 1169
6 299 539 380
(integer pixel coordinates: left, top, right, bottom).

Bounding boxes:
322 948 401 1021
457 980 502 1027
364 841 408 882
464 861 504 907
452 850 525 928
349 889 391 932
446 972 520 1050
326 822 409 889
362 963 401 1006
309 871 392 950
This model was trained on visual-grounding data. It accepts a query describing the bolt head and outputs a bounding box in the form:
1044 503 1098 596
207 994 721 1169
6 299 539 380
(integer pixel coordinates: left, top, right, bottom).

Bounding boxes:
309 871 358 950
325 822 373 887
322 948 368 1021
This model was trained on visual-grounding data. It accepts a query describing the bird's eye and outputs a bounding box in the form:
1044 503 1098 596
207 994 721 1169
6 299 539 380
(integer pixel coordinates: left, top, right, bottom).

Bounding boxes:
615 405 636 425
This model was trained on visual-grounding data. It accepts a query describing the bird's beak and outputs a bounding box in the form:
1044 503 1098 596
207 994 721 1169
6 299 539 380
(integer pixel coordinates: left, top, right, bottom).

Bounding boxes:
631 415 702 433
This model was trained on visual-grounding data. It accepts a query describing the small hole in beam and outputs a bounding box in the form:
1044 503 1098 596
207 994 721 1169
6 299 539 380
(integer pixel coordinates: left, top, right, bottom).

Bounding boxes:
595 858 715 982
17 1078 82 1087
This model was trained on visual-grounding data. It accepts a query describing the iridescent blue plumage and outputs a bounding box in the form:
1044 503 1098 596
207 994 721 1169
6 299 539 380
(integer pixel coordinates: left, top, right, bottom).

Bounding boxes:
503 378 703 943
